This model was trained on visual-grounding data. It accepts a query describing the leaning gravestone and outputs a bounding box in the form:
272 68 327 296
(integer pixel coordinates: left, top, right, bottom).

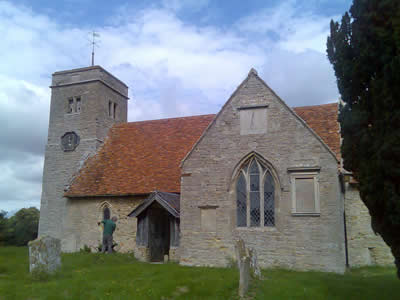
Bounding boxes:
235 238 262 298
28 236 61 273
238 254 250 298
235 238 250 298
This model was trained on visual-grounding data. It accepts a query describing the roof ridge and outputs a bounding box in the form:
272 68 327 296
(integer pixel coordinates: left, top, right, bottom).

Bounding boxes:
118 104 337 128
293 102 338 109
119 114 216 126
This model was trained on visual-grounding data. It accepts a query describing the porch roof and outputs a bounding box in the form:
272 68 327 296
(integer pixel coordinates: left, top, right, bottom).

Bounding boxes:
128 191 180 218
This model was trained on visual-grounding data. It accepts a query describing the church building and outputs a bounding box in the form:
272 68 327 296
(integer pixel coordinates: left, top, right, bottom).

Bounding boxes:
38 65 394 273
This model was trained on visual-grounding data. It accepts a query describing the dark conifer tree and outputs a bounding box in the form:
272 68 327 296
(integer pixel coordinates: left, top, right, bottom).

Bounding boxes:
327 0 400 278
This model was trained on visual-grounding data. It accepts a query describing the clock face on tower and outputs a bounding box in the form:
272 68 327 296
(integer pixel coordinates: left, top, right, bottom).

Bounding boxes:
61 132 80 152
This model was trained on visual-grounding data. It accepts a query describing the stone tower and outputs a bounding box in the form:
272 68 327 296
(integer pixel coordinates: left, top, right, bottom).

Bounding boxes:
38 66 128 250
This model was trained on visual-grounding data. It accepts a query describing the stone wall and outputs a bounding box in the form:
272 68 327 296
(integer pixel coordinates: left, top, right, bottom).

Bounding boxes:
169 246 180 262
180 71 346 273
345 183 394 266
38 66 128 249
63 195 145 253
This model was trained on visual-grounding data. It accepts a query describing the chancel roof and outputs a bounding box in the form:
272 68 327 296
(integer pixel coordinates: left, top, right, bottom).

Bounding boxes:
65 103 339 197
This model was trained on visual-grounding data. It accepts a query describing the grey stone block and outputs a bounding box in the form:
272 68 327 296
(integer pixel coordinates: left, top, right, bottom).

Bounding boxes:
28 236 61 273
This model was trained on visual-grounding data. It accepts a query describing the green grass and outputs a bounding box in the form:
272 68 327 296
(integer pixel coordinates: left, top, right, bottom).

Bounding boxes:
0 247 398 300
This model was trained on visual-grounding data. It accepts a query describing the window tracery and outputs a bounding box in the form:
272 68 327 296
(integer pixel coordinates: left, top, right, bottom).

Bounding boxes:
236 157 275 227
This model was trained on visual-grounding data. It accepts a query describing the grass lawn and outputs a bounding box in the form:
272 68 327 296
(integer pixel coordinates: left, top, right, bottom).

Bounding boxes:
0 247 398 300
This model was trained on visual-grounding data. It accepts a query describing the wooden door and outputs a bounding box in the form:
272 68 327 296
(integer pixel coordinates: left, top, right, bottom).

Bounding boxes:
149 205 170 262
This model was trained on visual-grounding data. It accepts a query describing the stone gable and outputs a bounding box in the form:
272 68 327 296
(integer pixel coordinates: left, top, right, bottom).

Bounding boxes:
180 70 345 272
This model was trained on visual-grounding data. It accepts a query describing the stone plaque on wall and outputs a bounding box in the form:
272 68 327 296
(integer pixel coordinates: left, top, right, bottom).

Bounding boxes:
240 107 267 135
200 208 217 232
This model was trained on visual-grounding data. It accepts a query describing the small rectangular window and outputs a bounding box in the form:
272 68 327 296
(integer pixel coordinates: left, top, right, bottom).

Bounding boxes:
75 97 81 113
113 103 117 119
289 169 320 215
67 98 74 113
295 178 315 212
108 101 112 117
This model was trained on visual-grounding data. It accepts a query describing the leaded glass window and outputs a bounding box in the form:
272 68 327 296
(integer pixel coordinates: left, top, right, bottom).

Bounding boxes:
236 158 275 227
236 172 247 227
249 160 260 226
264 171 275 226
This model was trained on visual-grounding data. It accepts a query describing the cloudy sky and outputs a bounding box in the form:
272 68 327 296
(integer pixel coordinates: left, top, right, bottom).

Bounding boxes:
0 0 351 213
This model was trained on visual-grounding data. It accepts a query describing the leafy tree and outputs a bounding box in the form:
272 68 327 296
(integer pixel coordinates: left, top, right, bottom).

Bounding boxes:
3 207 40 246
0 210 7 245
13 207 40 246
327 0 400 277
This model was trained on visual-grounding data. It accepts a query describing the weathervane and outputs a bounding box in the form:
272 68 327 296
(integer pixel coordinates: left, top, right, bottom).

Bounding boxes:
89 31 100 66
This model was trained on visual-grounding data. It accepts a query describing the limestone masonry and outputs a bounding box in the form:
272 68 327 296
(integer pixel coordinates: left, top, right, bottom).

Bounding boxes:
39 65 393 272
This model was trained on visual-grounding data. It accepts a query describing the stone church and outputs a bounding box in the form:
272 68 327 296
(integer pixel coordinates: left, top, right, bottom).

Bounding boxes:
38 65 393 273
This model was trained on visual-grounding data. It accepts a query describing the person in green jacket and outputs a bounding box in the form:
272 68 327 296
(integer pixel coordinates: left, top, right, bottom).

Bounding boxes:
98 216 117 253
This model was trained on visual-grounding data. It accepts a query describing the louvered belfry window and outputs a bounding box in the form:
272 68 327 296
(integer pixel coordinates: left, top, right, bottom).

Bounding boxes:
236 157 275 227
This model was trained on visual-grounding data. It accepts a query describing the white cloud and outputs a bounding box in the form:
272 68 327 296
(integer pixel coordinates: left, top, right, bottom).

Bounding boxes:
233 1 339 104
0 2 88 81
0 75 50 157
0 154 43 211
95 7 266 120
237 1 338 54
0 1 340 211
261 49 338 106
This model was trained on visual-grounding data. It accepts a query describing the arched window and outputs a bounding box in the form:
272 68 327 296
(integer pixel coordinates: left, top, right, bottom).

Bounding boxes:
236 157 275 227
103 207 110 220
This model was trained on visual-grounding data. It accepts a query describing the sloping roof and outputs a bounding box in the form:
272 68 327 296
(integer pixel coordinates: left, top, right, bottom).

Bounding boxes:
128 191 180 218
65 114 214 197
66 103 340 197
293 103 340 161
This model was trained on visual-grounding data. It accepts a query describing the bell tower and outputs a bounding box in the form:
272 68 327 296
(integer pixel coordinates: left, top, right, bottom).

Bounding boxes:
38 66 128 249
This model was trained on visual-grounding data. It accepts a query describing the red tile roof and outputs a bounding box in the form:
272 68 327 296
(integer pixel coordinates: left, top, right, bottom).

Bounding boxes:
293 103 340 160
66 115 215 197
66 103 340 197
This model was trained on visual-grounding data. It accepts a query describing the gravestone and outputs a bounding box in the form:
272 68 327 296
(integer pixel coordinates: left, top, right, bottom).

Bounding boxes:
248 248 262 279
235 238 262 298
28 236 61 273
235 238 250 297
238 254 250 298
